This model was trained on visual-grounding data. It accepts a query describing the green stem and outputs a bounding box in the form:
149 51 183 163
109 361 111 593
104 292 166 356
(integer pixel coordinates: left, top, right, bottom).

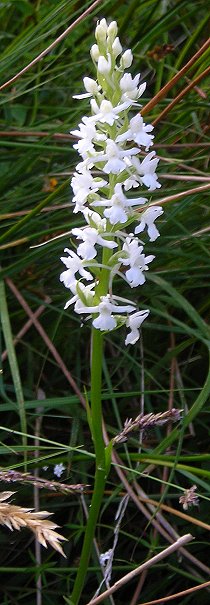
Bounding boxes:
70 328 106 605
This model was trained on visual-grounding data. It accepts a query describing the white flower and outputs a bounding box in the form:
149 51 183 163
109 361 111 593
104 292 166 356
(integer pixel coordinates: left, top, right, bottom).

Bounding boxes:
84 139 140 175
83 208 107 230
124 174 141 190
131 152 161 191
54 463 65 478
104 140 140 174
72 293 136 328
116 114 154 150
125 310 149 345
90 99 131 126
119 237 155 287
93 299 117 331
76 139 140 176
135 206 164 241
64 282 96 311
93 183 147 225
73 77 101 100
60 249 93 287
72 226 117 260
71 169 107 213
73 138 95 158
71 117 106 158
120 73 146 102
103 139 127 173
92 295 136 331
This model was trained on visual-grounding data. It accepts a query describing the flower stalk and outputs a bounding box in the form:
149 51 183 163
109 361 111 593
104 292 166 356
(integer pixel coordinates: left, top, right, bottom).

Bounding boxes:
60 17 163 604
70 328 107 605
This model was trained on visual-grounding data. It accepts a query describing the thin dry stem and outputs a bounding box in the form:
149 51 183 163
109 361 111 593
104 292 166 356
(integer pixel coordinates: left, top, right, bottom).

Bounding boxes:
153 65 210 125
136 495 210 532
0 491 67 556
6 278 87 408
102 424 210 577
150 182 210 207
1 297 51 361
0 0 104 91
0 131 209 148
141 38 210 116
136 579 210 605
86 534 193 605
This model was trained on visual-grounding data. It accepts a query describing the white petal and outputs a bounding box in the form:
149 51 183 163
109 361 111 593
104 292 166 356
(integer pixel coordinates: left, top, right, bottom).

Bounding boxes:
93 313 116 331
125 328 140 346
125 267 146 287
147 224 160 241
125 310 149 345
73 92 92 99
77 241 97 259
104 206 127 225
104 158 125 174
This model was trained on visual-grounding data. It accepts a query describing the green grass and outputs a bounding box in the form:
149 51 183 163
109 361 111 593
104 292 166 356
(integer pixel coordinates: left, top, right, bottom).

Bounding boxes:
0 0 210 603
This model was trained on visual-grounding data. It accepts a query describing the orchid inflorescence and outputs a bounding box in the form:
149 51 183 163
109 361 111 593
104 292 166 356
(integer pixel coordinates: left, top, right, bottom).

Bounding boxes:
60 18 163 345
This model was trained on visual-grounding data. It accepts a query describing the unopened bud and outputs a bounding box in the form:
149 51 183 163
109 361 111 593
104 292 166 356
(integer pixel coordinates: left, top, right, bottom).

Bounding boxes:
90 44 100 62
98 54 112 74
121 49 133 68
107 20 118 42
83 77 99 95
95 18 108 43
112 37 122 58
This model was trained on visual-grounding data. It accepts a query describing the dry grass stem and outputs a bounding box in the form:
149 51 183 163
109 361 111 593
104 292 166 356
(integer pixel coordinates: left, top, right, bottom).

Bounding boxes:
86 534 194 605
6 278 87 408
0 491 67 557
141 37 210 116
0 0 104 91
136 579 210 605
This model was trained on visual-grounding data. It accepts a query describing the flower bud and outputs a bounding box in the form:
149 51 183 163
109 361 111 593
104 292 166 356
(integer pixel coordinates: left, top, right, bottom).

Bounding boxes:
112 37 122 58
83 77 99 95
107 20 118 42
97 54 112 74
121 49 133 68
95 19 108 43
90 44 100 62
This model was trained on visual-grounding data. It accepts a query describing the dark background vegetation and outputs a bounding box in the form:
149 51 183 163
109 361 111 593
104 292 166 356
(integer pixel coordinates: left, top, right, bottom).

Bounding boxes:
0 1 209 603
